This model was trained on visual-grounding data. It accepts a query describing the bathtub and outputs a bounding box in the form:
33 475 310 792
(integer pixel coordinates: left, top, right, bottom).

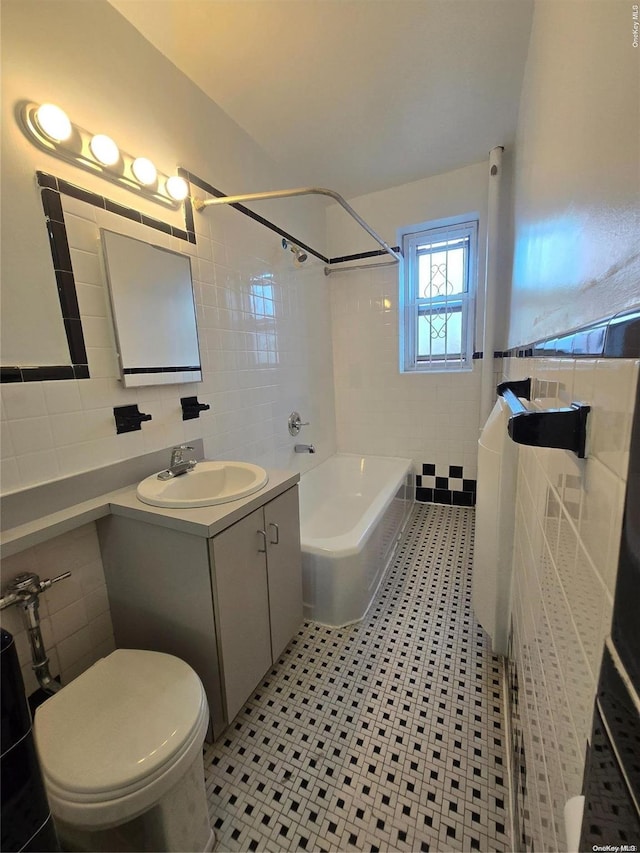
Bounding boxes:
299 454 414 627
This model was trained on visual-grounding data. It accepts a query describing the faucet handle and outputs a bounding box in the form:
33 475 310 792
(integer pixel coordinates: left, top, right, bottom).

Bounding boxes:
170 444 195 464
288 412 310 436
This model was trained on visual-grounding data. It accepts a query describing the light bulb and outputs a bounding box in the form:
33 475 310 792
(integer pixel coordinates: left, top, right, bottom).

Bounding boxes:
35 104 72 142
90 134 120 166
132 157 157 186
165 175 189 201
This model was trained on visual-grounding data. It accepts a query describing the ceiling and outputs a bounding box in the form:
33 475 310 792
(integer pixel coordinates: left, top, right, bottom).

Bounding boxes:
109 0 534 199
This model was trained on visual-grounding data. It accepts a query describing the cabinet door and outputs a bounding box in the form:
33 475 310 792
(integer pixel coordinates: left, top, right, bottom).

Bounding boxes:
211 508 272 722
265 487 303 661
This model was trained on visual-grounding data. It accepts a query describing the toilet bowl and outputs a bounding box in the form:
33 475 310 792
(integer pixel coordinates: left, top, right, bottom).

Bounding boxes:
34 648 215 853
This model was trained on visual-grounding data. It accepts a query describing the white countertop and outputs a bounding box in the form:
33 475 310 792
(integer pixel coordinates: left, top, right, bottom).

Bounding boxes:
1 469 300 557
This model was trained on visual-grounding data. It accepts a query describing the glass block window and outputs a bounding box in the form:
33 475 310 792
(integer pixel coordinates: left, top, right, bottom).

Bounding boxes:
399 219 478 372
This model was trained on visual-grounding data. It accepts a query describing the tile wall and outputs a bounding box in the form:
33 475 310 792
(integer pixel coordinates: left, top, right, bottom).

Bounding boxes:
1 178 336 691
503 354 639 851
0 524 114 696
329 265 482 484
1 187 336 490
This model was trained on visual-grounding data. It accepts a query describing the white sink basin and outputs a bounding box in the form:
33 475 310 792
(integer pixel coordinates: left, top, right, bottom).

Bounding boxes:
136 461 269 508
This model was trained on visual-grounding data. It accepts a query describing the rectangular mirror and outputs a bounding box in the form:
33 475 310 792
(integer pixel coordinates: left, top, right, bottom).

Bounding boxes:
100 229 202 387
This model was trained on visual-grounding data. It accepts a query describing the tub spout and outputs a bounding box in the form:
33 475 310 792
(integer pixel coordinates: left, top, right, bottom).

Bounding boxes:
295 444 315 453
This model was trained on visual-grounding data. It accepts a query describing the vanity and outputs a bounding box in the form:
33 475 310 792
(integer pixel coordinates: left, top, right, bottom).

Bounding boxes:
98 470 302 740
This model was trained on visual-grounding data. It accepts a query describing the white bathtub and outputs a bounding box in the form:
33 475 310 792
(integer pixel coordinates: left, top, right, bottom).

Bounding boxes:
299 454 414 627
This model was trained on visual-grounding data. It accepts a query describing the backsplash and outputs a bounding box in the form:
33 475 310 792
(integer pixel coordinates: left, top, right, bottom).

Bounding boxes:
503 352 639 851
0 523 114 696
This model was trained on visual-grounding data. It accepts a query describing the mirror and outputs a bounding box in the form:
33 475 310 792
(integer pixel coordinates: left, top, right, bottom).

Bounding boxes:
100 229 202 387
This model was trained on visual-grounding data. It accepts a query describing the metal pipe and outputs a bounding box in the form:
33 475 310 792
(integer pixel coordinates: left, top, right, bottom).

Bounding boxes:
324 259 399 276
0 571 71 696
479 146 504 427
193 186 402 264
22 596 61 694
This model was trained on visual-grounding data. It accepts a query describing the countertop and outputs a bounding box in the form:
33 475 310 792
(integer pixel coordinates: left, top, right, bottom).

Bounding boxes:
1 468 300 556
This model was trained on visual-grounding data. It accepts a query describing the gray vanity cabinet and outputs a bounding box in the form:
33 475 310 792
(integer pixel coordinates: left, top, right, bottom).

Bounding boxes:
98 484 302 739
211 486 302 721
262 486 304 660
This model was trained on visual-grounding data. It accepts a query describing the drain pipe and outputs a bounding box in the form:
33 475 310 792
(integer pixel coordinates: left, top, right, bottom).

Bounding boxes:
479 146 504 427
0 571 71 695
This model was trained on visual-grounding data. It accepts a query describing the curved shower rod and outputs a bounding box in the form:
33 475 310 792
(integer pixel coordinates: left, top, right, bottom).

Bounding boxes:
192 186 402 269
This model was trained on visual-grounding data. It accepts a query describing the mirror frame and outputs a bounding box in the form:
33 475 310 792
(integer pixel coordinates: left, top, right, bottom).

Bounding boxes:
0 170 196 383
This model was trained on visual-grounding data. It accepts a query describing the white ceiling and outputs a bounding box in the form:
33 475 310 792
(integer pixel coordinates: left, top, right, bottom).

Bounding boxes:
109 0 534 199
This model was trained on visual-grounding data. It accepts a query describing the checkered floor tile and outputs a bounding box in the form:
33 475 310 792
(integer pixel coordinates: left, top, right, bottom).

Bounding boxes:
204 504 510 852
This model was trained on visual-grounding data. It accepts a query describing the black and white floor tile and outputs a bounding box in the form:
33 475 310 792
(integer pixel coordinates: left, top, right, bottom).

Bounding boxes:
204 504 510 852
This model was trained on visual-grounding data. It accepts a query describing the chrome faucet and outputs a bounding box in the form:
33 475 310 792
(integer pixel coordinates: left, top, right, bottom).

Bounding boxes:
295 444 316 454
158 445 197 480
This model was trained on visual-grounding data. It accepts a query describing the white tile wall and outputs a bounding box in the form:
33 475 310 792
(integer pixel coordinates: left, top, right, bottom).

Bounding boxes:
0 523 114 694
0 191 337 490
504 354 639 851
1 184 337 688
330 264 482 476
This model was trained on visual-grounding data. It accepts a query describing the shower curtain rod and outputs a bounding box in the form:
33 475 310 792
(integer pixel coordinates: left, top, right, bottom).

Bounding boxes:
192 186 402 268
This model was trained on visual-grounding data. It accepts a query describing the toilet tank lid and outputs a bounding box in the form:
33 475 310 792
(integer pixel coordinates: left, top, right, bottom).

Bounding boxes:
34 649 207 796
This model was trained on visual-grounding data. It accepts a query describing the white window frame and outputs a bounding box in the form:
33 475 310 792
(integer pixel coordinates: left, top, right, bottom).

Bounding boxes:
399 216 478 373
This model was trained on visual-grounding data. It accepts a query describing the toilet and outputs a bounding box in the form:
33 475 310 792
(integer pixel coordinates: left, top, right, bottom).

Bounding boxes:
34 648 215 853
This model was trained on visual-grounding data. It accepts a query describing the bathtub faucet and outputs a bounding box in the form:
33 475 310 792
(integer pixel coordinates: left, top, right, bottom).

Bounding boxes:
295 444 315 453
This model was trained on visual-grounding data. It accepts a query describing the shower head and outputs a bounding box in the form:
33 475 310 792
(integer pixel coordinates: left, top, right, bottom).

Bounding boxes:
282 238 307 264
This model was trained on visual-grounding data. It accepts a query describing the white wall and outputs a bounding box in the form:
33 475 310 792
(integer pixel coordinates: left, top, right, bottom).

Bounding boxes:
508 0 640 347
326 162 507 481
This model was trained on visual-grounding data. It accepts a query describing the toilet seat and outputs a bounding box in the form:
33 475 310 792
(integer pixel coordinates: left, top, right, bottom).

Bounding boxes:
34 649 209 829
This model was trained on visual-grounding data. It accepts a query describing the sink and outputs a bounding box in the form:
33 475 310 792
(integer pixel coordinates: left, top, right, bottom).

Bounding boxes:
136 461 269 508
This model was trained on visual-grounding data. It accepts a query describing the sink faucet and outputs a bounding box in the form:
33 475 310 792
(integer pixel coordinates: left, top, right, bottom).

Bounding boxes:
158 445 197 480
294 444 316 454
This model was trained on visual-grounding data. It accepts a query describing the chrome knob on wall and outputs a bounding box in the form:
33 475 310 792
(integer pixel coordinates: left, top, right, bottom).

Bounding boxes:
288 411 310 436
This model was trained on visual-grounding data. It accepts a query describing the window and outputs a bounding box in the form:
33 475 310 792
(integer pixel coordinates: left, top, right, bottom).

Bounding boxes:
399 218 478 372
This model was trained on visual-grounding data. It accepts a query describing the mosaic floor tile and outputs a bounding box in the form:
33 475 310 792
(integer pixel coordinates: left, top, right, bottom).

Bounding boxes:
204 504 510 852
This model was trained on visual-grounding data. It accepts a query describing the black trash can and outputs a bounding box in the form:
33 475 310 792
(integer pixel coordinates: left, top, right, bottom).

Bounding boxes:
1 628 59 852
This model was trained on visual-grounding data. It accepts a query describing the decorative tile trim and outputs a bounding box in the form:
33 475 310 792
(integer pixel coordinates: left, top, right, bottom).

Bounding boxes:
416 463 476 506
1 172 194 383
501 309 640 360
122 365 201 375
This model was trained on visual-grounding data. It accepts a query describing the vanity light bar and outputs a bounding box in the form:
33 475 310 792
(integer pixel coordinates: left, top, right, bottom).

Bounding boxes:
20 102 189 208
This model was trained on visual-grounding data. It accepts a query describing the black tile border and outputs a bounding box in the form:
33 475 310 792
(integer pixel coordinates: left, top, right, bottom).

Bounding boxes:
1 172 193 383
501 309 640 360
122 366 201 375
182 170 329 263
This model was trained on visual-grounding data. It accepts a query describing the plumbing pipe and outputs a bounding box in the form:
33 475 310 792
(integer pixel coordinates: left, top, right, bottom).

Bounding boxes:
479 146 504 427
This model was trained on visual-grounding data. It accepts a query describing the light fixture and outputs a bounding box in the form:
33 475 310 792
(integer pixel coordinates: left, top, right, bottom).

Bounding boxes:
34 103 72 142
132 157 157 186
165 175 189 201
89 134 120 166
20 101 189 208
